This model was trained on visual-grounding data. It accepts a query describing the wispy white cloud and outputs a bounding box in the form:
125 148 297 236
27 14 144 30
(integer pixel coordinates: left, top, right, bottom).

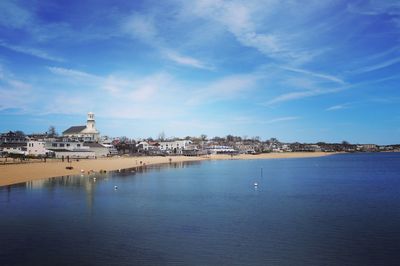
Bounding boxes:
186 73 260 105
0 40 64 62
265 116 300 124
122 13 158 43
0 1 31 29
265 91 319 106
281 66 345 85
0 65 34 111
184 1 282 57
47 66 167 102
179 0 332 64
46 66 185 119
47 66 99 80
265 86 345 106
326 104 349 111
122 13 212 70
163 49 213 70
352 57 400 74
229 115 300 125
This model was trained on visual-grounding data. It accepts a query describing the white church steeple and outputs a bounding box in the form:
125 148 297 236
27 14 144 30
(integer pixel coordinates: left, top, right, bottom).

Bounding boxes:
87 112 95 130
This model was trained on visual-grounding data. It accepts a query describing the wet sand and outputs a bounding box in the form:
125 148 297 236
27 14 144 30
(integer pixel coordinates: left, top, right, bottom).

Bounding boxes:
0 152 335 186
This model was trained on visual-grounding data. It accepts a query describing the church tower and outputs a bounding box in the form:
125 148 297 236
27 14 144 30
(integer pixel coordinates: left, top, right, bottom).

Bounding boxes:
87 112 96 130
62 112 100 142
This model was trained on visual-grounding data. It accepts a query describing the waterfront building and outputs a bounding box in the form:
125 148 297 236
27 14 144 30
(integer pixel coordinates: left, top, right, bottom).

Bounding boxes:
27 140 51 156
62 112 100 142
1 143 27 155
46 140 95 159
206 145 237 154
0 131 27 144
83 142 111 157
358 144 378 152
159 140 192 154
137 141 150 151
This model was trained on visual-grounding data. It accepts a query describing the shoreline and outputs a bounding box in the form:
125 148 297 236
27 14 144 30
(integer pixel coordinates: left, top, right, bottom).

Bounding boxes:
0 152 336 187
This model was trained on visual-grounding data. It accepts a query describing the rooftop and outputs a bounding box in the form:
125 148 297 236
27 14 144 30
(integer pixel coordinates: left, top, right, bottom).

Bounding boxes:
63 126 86 134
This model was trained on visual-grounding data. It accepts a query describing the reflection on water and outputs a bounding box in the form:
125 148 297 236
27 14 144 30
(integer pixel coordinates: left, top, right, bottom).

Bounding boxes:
1 160 202 210
6 160 201 189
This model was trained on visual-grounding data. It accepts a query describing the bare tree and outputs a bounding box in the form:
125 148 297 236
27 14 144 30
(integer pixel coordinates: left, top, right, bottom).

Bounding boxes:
158 131 166 141
48 126 57 137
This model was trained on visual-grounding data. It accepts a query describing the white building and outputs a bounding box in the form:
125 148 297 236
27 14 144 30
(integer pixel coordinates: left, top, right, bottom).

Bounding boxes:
46 140 95 159
62 112 100 141
1 143 27 155
83 142 111 157
206 145 236 154
159 140 192 154
101 143 118 155
137 141 150 151
27 140 51 156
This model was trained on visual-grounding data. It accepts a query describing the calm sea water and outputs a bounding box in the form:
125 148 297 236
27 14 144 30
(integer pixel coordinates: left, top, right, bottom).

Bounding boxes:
1 153 400 265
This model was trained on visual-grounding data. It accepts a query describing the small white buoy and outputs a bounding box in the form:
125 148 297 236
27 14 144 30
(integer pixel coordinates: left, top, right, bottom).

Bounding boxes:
254 182 258 187
93 177 96 181
114 185 118 190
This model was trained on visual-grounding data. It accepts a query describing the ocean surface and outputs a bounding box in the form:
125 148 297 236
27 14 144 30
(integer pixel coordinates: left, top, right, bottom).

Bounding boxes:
1 153 400 265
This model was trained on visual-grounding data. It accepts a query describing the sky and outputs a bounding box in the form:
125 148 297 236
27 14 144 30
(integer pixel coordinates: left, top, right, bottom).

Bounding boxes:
0 0 399 144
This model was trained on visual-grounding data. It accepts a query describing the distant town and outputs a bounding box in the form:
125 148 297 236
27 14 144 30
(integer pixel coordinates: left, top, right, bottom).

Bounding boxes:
1 112 399 161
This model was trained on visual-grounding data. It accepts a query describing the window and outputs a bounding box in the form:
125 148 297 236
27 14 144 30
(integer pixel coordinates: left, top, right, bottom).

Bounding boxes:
60 144 65 147
67 144 70 147
52 143 57 147
77 144 81 147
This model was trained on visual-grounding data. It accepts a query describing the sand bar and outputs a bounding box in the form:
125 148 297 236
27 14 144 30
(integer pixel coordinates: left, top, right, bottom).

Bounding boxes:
0 152 336 187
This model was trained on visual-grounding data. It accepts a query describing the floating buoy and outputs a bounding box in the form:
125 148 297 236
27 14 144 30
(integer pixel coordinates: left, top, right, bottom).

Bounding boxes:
93 177 96 181
254 182 258 187
114 185 118 190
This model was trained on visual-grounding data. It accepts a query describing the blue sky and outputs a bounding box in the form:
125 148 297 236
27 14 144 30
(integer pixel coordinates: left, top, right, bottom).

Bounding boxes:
0 0 399 144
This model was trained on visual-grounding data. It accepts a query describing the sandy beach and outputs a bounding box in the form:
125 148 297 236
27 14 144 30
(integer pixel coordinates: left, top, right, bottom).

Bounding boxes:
0 152 335 187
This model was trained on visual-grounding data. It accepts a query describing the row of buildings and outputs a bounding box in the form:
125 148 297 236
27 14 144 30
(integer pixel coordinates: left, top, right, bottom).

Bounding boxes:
1 112 398 159
0 113 113 159
0 112 237 158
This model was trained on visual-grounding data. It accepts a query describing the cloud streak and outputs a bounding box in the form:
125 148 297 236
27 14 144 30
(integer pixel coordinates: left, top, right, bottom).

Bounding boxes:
0 65 34 111
122 13 212 70
265 116 300 124
186 73 260 105
163 50 213 70
281 66 345 85
326 104 349 111
47 67 99 80
0 40 64 62
352 57 400 74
